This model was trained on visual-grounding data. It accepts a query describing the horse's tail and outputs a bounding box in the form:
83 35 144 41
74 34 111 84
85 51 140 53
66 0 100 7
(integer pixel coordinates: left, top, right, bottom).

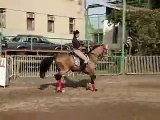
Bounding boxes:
40 56 55 78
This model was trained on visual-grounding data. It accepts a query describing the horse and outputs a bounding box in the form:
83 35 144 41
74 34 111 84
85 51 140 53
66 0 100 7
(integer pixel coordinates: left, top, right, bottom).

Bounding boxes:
39 44 108 92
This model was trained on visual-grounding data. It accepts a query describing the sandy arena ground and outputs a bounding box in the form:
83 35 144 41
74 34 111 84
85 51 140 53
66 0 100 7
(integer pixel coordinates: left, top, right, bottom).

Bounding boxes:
0 75 160 120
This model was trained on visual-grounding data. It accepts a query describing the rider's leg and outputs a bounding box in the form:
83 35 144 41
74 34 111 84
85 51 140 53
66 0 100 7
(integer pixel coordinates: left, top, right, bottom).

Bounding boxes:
73 49 89 63
73 49 89 70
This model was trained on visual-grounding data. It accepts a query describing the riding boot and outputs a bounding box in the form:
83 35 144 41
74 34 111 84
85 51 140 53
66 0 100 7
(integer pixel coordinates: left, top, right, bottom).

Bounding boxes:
81 63 87 71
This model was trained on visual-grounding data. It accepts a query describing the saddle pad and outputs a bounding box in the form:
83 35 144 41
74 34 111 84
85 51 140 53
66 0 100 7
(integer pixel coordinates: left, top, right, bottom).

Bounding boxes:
73 56 80 66
72 54 89 67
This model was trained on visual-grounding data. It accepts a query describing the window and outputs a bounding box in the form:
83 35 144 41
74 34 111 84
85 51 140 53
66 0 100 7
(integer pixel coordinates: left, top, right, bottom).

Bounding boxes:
0 8 6 28
47 15 54 32
12 37 21 42
69 18 75 34
32 37 39 43
78 0 82 5
112 26 118 44
18 37 27 42
27 12 35 30
27 37 32 43
41 37 50 43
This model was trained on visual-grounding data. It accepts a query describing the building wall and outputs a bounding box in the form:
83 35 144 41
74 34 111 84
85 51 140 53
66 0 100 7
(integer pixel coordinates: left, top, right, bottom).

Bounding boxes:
0 0 85 43
103 20 128 52
105 25 122 50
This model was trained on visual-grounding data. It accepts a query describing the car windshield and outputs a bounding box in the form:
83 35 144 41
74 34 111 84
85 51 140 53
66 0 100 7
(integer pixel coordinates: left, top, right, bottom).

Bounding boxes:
41 37 50 43
12 36 21 42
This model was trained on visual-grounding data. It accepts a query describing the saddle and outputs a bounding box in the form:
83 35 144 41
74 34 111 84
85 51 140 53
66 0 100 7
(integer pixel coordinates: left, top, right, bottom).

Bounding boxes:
69 50 89 67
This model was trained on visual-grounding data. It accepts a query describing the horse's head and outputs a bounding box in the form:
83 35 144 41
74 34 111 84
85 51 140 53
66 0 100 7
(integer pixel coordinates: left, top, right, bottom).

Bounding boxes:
89 44 108 59
101 44 108 54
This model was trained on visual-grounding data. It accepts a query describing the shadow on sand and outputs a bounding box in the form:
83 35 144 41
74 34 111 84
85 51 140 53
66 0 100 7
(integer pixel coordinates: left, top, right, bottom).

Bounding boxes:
38 76 90 90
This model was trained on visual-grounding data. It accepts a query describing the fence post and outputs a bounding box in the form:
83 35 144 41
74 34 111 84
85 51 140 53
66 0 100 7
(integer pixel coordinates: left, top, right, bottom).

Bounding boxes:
61 39 62 51
120 0 127 75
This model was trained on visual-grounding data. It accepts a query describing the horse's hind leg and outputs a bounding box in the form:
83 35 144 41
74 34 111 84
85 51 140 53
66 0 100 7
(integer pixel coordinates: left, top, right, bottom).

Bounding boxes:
54 70 69 92
54 73 63 92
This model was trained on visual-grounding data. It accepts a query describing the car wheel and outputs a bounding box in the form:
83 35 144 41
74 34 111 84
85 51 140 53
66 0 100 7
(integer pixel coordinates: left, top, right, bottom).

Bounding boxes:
54 47 60 50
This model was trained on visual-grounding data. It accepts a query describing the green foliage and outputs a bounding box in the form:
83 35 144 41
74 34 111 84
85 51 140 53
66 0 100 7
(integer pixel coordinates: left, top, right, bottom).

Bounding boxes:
126 0 160 9
151 0 160 9
126 0 149 7
108 9 160 55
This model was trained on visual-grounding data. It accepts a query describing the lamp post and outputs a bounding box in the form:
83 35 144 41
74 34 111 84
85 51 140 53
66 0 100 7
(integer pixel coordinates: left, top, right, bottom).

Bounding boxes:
121 0 126 74
85 7 89 51
148 0 151 9
0 8 5 56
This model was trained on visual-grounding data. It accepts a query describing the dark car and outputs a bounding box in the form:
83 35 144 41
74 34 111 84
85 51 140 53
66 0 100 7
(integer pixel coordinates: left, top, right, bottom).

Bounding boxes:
2 34 70 52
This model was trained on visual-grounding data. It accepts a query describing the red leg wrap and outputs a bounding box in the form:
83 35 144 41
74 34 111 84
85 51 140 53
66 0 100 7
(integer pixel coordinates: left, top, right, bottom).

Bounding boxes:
58 80 62 90
92 84 96 91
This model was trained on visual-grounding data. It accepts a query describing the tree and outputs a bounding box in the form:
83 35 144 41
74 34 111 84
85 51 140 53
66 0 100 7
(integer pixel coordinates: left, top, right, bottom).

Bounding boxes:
151 0 160 9
126 0 160 9
108 9 160 55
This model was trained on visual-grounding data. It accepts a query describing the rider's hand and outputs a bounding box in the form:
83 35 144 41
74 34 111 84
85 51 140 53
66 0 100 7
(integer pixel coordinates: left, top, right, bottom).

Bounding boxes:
80 46 86 50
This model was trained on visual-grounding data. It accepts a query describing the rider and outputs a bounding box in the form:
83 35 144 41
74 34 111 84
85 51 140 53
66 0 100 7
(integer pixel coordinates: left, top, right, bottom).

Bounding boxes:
72 30 89 71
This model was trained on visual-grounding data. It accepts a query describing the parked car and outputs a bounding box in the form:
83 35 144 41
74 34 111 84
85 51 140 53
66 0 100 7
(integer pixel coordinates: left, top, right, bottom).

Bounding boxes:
64 43 72 50
2 34 70 55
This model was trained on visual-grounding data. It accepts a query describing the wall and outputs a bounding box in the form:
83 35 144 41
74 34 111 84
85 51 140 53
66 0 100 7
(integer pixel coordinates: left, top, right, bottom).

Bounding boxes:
0 0 85 43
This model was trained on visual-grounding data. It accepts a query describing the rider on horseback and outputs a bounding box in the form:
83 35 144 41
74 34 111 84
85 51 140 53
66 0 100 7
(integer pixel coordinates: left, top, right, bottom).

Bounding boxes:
72 30 89 71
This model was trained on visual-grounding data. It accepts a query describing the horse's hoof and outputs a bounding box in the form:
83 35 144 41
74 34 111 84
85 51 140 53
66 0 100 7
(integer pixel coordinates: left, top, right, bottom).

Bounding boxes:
95 88 98 91
92 88 98 92
57 90 62 93
86 87 91 90
57 89 65 93
62 89 65 93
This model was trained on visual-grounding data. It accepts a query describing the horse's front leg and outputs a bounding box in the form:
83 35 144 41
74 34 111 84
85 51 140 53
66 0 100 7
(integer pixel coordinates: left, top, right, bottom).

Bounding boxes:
55 72 68 93
54 73 63 92
89 74 98 91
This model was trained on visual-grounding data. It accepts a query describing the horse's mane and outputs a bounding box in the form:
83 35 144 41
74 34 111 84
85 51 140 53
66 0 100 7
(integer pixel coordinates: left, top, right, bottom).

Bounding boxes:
88 45 102 54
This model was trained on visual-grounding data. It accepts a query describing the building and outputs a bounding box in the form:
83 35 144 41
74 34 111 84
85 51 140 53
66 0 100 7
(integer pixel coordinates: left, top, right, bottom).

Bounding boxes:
0 0 85 43
86 2 124 52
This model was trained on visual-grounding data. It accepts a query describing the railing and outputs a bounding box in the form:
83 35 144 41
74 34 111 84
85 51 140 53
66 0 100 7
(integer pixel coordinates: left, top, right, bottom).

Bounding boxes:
8 55 121 79
96 56 121 75
125 56 160 74
7 55 160 79
8 56 56 79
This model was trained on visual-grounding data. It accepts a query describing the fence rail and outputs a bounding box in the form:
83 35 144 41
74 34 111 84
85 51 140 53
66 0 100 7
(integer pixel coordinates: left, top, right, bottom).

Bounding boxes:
7 55 160 79
125 56 160 74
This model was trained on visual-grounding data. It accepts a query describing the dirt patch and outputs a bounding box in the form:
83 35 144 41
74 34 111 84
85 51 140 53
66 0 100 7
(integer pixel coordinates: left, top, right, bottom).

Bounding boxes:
0 102 160 120
0 75 160 120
